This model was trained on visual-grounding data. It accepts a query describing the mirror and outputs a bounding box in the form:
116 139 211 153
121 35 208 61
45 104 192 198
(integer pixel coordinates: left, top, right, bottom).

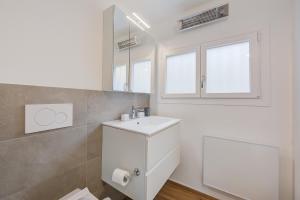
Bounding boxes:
113 7 130 92
102 5 155 94
129 22 155 94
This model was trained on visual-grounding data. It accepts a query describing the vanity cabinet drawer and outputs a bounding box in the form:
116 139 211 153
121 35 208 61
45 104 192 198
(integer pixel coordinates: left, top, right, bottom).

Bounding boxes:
146 147 180 200
147 124 180 171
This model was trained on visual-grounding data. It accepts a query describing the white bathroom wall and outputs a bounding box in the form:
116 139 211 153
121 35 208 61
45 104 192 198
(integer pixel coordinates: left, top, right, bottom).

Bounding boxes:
152 0 294 199
294 0 300 199
0 0 103 90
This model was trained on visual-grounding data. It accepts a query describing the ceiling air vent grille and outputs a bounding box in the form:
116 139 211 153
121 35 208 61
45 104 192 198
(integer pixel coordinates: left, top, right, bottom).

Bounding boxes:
117 36 140 51
178 4 229 31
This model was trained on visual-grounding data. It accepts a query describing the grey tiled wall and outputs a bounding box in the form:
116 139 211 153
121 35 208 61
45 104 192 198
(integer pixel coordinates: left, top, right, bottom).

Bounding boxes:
0 84 149 200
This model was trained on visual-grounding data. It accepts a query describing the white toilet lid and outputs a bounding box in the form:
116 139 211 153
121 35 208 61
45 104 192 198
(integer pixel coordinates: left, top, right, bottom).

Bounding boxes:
59 188 98 200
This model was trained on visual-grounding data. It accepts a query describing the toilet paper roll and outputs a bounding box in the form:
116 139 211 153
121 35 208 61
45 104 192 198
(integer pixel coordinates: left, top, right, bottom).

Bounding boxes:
112 168 130 187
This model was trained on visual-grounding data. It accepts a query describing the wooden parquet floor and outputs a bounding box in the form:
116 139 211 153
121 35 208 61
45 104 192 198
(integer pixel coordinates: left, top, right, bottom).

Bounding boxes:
124 180 218 200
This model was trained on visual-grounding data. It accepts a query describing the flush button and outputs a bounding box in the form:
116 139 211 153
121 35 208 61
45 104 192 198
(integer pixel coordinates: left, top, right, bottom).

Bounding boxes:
25 104 73 134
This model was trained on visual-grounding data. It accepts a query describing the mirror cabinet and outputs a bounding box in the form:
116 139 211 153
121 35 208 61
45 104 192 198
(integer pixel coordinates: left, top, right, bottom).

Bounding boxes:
102 5 155 93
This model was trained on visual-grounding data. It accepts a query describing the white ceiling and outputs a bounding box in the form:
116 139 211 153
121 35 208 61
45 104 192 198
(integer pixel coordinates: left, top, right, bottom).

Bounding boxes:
98 0 210 40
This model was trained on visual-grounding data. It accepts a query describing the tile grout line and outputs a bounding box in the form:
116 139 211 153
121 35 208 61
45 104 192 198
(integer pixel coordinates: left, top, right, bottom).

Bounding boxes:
0 124 88 144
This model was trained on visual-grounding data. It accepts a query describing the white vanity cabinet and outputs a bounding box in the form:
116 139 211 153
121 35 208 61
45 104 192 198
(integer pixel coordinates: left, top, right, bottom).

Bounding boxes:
102 116 180 200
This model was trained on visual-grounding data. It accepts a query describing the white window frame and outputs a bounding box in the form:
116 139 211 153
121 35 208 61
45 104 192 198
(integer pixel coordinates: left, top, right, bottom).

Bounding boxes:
162 47 201 98
200 32 261 99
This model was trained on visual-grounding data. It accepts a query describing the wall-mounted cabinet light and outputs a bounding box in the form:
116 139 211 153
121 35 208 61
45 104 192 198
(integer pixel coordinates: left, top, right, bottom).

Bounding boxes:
132 13 151 29
126 16 145 31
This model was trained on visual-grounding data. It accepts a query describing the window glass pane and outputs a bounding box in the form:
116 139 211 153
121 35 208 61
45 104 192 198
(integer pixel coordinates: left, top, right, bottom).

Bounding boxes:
131 61 151 93
166 52 196 94
113 64 127 91
206 41 250 93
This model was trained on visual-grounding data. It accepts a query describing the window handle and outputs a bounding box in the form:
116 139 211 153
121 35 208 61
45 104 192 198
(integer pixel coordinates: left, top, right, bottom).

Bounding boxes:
201 75 206 88
124 83 128 91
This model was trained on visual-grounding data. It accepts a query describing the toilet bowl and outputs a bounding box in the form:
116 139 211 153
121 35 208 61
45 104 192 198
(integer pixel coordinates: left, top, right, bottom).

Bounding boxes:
59 188 111 200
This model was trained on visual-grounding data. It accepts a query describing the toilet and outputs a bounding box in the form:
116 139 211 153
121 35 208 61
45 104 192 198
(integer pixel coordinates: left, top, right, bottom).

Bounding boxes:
59 188 111 200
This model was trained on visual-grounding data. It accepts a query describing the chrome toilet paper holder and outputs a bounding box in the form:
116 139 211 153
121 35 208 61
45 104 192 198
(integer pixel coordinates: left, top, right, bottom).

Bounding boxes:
133 168 140 176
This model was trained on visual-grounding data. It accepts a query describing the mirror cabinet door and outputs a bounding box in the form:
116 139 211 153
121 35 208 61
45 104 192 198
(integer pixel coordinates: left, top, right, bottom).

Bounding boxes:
129 24 155 94
113 7 130 92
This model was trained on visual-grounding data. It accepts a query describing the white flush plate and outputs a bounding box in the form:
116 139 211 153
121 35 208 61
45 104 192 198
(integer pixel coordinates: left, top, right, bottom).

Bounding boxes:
25 104 73 134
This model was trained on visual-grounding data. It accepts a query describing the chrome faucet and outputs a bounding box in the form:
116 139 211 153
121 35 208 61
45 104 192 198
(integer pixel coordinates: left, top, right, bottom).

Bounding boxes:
130 106 137 119
130 105 145 119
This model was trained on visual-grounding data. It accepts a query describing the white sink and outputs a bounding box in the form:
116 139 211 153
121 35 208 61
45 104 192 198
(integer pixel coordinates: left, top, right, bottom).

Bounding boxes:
102 116 180 136
102 115 181 200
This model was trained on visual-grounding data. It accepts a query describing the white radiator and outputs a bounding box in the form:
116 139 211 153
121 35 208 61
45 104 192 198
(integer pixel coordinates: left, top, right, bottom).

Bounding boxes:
203 136 279 200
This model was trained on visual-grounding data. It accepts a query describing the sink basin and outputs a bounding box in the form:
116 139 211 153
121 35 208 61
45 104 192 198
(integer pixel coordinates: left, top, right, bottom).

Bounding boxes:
102 116 180 136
